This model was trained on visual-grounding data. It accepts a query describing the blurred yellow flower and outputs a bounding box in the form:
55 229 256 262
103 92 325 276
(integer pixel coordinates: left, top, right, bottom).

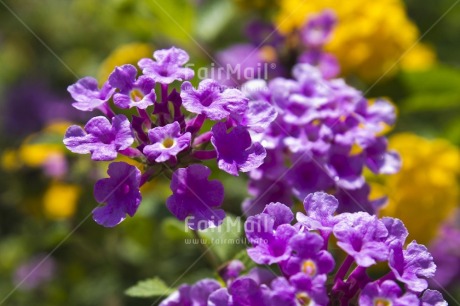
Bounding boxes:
98 43 154 83
276 0 436 81
374 133 459 244
17 121 70 168
1 149 20 171
43 182 80 219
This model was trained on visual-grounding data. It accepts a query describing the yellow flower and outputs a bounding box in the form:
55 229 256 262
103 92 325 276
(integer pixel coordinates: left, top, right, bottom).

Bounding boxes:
276 0 436 81
43 182 81 219
1 149 20 171
374 133 459 244
98 43 154 83
17 121 70 168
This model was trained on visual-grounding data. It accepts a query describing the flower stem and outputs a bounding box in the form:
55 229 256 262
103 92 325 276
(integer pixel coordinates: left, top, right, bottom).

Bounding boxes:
334 255 354 283
192 230 220 270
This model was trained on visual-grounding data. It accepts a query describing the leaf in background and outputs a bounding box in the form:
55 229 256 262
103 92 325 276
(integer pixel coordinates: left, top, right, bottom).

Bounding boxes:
145 0 196 48
400 65 460 112
200 214 244 261
125 277 175 298
196 0 235 42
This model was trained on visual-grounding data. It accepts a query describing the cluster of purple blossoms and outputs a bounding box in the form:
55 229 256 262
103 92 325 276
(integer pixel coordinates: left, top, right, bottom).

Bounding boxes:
160 192 446 306
241 61 400 216
63 47 269 229
297 10 340 79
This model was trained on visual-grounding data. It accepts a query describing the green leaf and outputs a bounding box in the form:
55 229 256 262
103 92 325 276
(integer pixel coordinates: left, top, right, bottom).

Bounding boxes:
400 65 460 112
199 214 244 261
196 0 235 42
125 277 175 298
144 0 196 48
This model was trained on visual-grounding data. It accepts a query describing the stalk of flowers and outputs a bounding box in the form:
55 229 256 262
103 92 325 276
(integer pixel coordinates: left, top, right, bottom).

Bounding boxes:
213 10 339 87
276 0 436 81
160 192 446 306
241 62 400 216
63 47 272 229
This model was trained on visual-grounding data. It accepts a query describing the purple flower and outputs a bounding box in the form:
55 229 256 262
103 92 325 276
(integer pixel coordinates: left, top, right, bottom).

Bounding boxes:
364 137 401 175
64 115 134 161
245 213 297 265
211 122 266 176
242 176 293 217
289 273 329 306
333 212 389 267
262 202 293 228
219 260 245 284
420 290 447 306
359 281 419 306
160 279 221 306
232 100 278 133
67 77 114 111
300 10 336 48
143 122 191 163
296 192 339 236
13 255 56 291
138 47 194 84
208 288 231 306
181 79 248 121
166 165 225 230
299 50 340 79
228 277 269 306
389 241 436 293
281 232 335 277
93 162 142 227
108 64 156 109
382 217 408 247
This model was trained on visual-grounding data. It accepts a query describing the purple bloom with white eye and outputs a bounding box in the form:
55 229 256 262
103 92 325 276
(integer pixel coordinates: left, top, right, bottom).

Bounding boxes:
138 47 194 84
245 213 297 265
211 122 266 176
63 115 134 161
67 77 115 111
166 165 225 230
421 290 448 306
181 79 248 121
108 64 156 109
281 232 335 277
359 281 419 306
92 162 142 227
389 241 436 293
300 10 336 48
333 212 389 267
289 273 329 306
296 192 339 236
143 122 191 163
268 277 297 306
160 279 221 306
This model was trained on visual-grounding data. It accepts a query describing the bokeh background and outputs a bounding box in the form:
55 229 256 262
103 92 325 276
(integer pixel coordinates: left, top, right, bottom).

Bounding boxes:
0 0 459 305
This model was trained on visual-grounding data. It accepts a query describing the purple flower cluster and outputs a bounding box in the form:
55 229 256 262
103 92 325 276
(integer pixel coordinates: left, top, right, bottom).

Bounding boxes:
242 63 400 216
160 192 446 305
298 10 340 79
64 47 268 229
